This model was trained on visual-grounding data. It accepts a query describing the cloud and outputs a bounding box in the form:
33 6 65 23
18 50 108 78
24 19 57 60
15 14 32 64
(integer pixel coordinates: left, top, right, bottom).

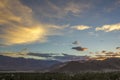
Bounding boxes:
0 0 46 45
0 26 47 45
0 51 90 61
104 52 120 58
28 0 91 19
92 56 107 60
0 44 7 47
72 41 80 45
101 50 106 53
71 25 91 30
88 32 98 37
96 23 120 32
28 53 53 58
72 46 88 51
0 0 32 24
0 51 49 60
116 47 120 50
92 47 120 60
105 0 120 12
0 0 66 46
94 49 120 60
54 53 90 62
64 1 90 16
27 53 90 62
0 51 27 58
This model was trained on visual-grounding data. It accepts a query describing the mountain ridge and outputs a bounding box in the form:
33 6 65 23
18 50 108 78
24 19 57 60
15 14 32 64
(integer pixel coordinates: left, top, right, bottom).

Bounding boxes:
51 58 120 72
0 55 61 71
1 55 120 72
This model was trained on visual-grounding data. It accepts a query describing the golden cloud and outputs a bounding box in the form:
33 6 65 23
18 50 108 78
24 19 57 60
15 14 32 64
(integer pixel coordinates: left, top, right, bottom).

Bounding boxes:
71 25 90 30
0 0 65 45
0 0 32 24
96 23 120 32
0 26 47 45
0 0 48 45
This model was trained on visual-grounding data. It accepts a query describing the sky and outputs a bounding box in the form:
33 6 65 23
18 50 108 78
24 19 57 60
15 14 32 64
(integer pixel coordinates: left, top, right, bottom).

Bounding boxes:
0 0 120 61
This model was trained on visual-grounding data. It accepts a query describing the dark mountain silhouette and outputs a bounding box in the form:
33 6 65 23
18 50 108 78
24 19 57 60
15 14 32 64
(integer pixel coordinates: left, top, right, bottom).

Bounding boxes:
1 55 120 72
52 58 120 72
0 55 61 71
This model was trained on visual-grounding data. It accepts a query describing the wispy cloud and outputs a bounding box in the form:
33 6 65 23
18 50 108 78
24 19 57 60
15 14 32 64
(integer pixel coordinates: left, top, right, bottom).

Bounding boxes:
88 32 98 37
64 1 90 16
105 0 120 12
0 26 47 45
71 25 91 30
30 0 91 18
72 41 80 45
0 0 46 45
96 23 120 32
0 51 48 60
0 0 67 46
28 53 53 58
93 49 120 60
54 53 90 62
0 51 90 61
29 53 90 61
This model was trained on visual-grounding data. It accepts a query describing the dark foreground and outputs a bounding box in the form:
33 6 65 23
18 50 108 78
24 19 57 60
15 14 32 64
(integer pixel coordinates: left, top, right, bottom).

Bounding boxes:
0 72 120 80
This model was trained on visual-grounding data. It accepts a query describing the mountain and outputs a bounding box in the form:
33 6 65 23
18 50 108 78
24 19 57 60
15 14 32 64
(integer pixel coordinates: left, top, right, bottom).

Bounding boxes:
1 55 120 72
0 55 61 71
52 58 120 72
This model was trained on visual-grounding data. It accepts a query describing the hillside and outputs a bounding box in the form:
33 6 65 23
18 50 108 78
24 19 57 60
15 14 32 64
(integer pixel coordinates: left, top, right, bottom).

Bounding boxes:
0 55 60 71
52 58 120 72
